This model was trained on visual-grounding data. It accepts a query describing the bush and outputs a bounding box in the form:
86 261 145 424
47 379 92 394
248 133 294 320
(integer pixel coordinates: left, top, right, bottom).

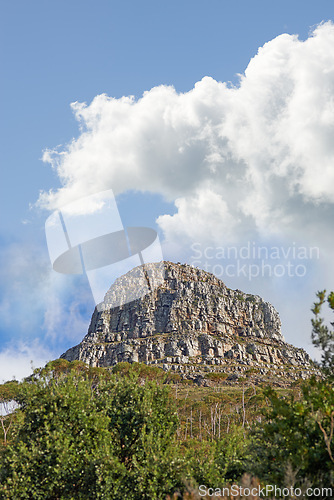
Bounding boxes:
214 426 251 482
0 364 185 499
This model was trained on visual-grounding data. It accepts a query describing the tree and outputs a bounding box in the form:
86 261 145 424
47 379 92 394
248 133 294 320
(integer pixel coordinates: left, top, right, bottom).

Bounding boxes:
0 369 124 499
214 425 251 482
99 372 185 498
0 363 185 499
248 291 334 491
249 382 334 488
0 381 20 446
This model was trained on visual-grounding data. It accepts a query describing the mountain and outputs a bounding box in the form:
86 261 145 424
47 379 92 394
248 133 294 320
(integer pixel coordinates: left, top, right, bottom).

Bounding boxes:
61 261 317 385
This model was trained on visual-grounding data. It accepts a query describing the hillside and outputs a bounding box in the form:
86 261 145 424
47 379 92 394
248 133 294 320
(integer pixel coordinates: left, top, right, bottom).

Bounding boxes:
61 261 317 386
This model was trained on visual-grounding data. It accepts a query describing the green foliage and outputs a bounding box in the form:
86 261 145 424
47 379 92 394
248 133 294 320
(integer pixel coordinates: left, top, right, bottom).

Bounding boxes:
245 290 334 489
0 370 123 499
112 361 166 382
175 429 252 487
249 379 334 487
165 372 183 384
245 296 256 303
102 373 178 465
182 439 219 486
1 289 334 496
0 380 20 402
214 426 251 482
0 381 20 445
0 363 184 499
204 372 229 382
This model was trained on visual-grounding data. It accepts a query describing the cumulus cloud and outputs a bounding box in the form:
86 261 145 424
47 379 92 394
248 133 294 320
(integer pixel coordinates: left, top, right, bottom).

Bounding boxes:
37 23 334 351
39 22 334 246
0 340 53 382
157 189 238 246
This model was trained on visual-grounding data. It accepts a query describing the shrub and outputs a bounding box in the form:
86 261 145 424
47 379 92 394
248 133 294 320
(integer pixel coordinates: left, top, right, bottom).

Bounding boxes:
0 363 185 499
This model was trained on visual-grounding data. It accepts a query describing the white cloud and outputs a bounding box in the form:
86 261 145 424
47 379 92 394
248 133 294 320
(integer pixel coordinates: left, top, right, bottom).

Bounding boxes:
38 22 334 244
0 341 53 382
157 189 237 247
37 22 334 352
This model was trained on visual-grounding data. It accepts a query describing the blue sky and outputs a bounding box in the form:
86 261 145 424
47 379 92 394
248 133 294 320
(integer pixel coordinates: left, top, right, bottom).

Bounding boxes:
1 0 334 380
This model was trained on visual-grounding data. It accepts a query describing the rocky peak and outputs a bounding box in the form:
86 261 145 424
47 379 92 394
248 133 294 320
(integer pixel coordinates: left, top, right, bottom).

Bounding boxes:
87 261 283 342
61 262 316 385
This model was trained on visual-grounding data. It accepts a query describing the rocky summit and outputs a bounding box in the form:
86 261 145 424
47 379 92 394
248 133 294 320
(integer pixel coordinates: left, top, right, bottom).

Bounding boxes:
61 262 317 385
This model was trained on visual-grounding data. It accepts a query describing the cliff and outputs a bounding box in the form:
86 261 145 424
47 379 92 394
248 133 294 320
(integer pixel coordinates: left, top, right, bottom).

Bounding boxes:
61 262 316 384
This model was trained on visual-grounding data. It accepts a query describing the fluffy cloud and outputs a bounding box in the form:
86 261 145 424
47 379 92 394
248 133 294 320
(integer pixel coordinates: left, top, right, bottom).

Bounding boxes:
39 22 334 247
158 190 237 246
37 23 334 352
0 341 53 382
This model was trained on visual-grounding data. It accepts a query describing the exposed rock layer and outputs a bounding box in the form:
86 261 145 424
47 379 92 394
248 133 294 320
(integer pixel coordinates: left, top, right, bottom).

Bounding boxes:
61 262 315 383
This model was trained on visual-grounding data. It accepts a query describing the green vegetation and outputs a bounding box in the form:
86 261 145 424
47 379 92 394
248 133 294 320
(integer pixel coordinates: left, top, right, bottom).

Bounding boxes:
204 372 229 382
0 291 333 498
0 361 184 499
250 379 334 486
245 296 256 303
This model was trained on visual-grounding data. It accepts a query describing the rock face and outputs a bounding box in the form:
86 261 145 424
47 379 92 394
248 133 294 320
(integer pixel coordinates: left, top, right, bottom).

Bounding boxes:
61 262 315 383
